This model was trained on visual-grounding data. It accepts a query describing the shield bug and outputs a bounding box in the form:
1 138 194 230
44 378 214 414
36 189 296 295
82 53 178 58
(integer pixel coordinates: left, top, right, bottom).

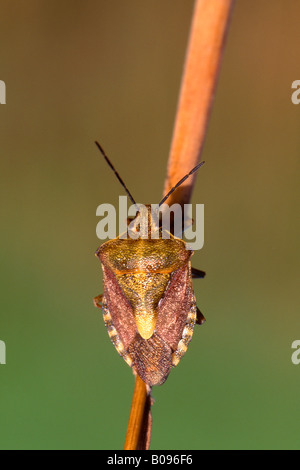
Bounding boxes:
94 142 206 386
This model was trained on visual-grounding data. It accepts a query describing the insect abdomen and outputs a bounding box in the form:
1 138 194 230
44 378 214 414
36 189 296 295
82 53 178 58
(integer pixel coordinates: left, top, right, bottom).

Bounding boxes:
102 296 197 386
128 333 172 385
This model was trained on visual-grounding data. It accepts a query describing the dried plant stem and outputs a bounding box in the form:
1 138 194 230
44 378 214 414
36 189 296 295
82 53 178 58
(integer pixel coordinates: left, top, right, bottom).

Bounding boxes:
124 376 151 450
164 0 234 206
124 0 234 450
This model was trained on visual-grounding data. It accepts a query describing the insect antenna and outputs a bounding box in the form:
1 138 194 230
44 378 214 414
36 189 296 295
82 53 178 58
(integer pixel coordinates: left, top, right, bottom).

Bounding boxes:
159 161 205 206
95 141 137 206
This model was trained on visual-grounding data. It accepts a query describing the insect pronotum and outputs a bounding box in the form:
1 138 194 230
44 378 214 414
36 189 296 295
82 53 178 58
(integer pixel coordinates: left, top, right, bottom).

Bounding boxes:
94 142 206 386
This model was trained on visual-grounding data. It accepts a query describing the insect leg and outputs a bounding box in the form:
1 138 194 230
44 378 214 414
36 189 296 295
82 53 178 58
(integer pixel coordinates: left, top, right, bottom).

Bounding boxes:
191 267 206 278
196 307 206 325
93 294 103 308
191 268 206 323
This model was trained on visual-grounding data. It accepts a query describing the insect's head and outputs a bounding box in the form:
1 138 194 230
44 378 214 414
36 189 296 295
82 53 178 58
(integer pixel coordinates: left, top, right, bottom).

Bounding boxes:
95 141 204 237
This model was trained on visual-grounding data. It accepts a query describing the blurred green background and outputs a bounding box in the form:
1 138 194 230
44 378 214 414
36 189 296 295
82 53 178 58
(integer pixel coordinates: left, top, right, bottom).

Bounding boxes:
0 0 299 450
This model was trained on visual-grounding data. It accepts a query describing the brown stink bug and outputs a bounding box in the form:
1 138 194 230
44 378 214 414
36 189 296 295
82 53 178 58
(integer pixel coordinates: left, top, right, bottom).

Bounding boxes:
94 142 206 386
